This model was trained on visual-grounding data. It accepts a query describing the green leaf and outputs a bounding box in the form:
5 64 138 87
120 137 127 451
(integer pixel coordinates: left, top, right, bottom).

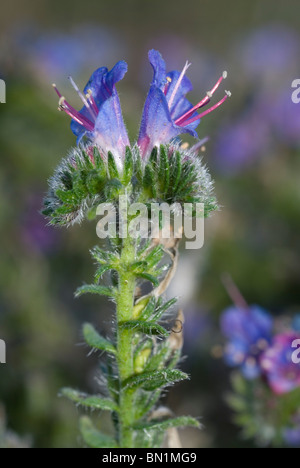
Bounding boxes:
79 416 118 448
83 323 116 354
129 260 148 273
143 244 164 268
143 165 157 198
56 189 78 204
172 150 183 191
134 416 200 432
93 146 107 178
123 369 188 391
152 297 177 321
119 320 168 337
139 296 157 321
94 264 113 281
82 150 94 169
107 151 119 179
90 246 109 264
104 179 123 199
149 146 158 166
136 272 159 286
61 388 118 412
123 146 134 185
176 166 197 194
159 144 170 194
134 151 143 184
86 170 105 194
145 342 171 372
73 171 88 196
75 284 116 298
135 390 162 420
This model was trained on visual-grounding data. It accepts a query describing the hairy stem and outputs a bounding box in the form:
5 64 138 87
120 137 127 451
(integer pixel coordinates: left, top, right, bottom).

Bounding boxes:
116 232 137 448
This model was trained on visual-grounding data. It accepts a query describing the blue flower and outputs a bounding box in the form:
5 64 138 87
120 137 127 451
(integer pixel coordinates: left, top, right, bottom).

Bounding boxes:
53 50 229 163
220 305 273 379
260 332 300 394
283 414 300 447
138 49 230 158
53 61 129 169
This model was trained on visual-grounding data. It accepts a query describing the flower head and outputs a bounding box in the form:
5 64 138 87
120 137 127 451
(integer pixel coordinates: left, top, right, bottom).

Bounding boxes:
53 61 129 170
53 50 230 164
138 50 230 158
221 305 273 379
260 332 300 395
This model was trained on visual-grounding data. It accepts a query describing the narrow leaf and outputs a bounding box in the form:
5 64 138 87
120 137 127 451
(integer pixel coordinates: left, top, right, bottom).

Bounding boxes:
152 297 177 321
83 323 116 354
134 151 143 184
123 146 133 185
159 144 170 194
61 388 118 412
107 151 119 179
123 369 188 391
143 164 157 198
94 264 113 281
137 273 159 286
172 150 182 191
134 416 200 432
119 320 168 337
75 284 115 298
80 416 118 448
93 146 107 178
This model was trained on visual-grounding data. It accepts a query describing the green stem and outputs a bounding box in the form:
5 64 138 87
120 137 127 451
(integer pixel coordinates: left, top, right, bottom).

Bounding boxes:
116 232 137 448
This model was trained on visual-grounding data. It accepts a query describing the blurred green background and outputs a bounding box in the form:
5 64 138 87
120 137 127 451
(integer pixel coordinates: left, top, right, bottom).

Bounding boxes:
0 0 300 448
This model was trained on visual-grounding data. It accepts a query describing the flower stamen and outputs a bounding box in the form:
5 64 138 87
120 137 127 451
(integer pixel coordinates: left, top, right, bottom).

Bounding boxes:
167 61 191 109
179 90 231 127
163 76 172 95
68 76 98 121
86 89 99 115
52 83 95 131
175 71 228 125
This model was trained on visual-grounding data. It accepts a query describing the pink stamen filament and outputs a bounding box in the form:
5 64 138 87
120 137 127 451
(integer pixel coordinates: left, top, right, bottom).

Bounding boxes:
86 90 99 115
68 76 98 121
175 72 227 125
178 93 229 127
61 98 95 129
53 83 95 131
59 105 94 131
163 77 172 95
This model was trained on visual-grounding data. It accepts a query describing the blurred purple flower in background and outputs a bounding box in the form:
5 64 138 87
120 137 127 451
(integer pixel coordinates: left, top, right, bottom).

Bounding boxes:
21 193 59 254
237 25 299 83
221 305 273 379
260 332 300 394
214 113 270 173
183 305 212 352
5 23 128 82
213 24 300 174
268 90 300 147
283 414 300 447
